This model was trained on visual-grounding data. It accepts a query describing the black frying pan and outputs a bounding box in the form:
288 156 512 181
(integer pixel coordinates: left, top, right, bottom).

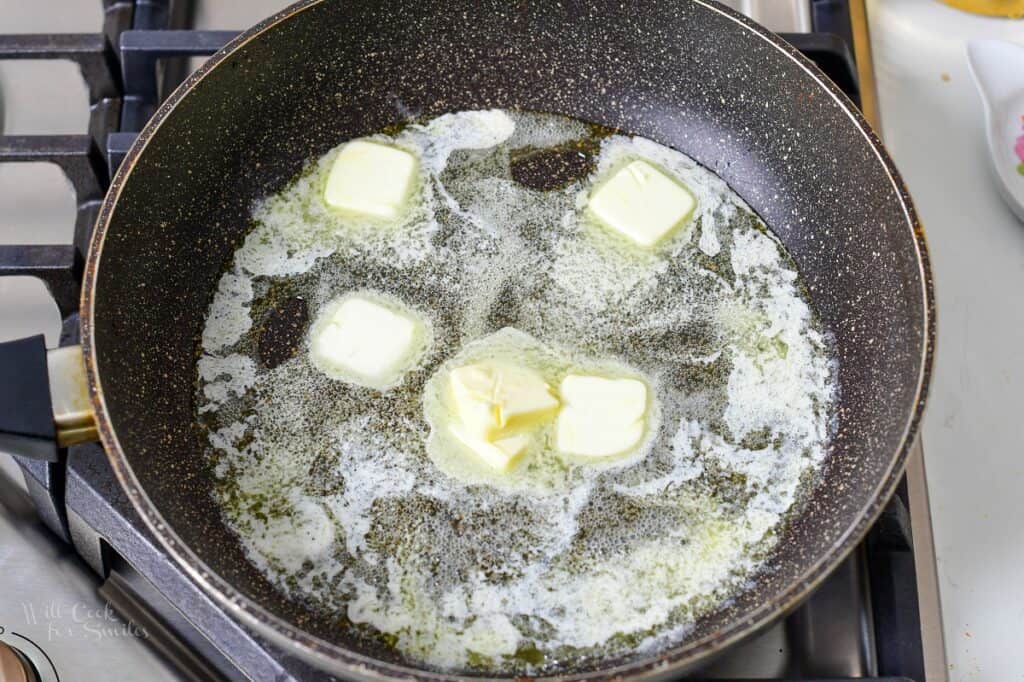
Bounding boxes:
1 0 934 678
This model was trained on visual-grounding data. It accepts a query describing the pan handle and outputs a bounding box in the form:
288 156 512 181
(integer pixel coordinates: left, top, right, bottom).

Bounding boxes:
0 335 98 461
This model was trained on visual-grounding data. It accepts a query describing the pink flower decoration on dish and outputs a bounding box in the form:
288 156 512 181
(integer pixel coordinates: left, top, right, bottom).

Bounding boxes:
1017 116 1024 176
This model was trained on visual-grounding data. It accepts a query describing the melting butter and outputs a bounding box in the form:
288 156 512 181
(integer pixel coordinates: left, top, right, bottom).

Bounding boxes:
195 110 837 674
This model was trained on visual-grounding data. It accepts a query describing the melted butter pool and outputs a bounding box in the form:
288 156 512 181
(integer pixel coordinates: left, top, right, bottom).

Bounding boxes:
195 110 837 674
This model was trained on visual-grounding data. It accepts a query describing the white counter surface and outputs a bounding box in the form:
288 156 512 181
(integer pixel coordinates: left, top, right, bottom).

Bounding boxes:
868 2 1024 680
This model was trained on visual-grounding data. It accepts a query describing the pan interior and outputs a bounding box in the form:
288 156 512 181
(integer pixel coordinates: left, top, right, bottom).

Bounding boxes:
195 109 837 673
89 0 929 676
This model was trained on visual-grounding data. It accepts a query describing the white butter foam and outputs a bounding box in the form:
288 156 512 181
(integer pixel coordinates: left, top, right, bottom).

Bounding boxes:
196 110 837 674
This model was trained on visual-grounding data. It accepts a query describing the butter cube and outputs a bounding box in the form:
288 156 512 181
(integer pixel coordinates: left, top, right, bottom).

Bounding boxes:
587 160 695 247
556 374 648 458
449 425 530 473
324 139 417 219
310 295 424 389
449 362 559 439
447 360 558 471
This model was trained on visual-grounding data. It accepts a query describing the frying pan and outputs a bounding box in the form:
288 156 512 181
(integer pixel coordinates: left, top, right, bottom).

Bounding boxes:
0 0 934 678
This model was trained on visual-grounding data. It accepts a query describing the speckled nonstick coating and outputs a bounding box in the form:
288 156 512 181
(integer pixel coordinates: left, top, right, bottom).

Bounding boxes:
81 0 934 678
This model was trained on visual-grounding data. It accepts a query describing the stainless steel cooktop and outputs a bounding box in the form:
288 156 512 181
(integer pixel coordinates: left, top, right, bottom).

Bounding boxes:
0 2 946 680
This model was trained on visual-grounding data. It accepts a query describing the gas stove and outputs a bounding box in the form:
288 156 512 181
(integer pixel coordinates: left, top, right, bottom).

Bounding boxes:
0 2 947 680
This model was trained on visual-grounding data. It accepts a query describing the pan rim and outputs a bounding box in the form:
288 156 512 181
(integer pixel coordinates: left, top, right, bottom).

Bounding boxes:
80 0 936 678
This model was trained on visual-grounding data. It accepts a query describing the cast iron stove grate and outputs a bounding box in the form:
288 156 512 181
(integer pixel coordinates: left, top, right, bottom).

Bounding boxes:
0 1 934 680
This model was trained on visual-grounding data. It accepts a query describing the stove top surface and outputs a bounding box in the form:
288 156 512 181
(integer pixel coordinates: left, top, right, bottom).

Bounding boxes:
0 2 944 681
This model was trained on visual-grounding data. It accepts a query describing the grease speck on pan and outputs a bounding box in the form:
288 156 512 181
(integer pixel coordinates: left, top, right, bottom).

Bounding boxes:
194 110 837 673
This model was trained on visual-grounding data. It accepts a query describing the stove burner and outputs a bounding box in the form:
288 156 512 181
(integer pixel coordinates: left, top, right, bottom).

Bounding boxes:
0 1 943 680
